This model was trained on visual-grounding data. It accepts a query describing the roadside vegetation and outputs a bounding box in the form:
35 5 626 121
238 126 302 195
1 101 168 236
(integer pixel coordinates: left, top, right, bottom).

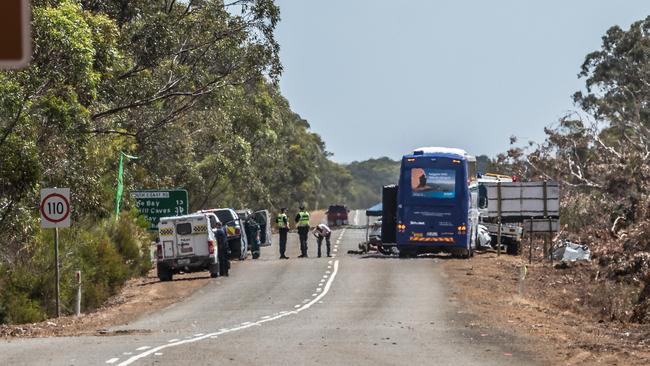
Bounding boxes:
494 16 650 324
0 0 349 324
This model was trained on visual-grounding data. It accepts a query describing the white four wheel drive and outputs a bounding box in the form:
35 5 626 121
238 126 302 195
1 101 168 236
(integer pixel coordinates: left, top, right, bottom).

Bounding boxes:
155 213 221 281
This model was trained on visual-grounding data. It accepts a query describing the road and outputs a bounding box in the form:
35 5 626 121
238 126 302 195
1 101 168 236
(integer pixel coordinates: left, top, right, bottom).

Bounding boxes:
0 211 538 366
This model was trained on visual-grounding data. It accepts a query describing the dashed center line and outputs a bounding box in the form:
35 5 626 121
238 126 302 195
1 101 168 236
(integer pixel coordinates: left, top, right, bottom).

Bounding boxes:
112 230 346 366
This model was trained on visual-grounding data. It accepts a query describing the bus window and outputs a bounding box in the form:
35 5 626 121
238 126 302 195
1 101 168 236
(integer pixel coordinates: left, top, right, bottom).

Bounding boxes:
410 168 456 199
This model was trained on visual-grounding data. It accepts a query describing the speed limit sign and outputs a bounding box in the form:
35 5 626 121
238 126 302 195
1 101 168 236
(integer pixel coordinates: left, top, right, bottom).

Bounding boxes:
40 188 71 228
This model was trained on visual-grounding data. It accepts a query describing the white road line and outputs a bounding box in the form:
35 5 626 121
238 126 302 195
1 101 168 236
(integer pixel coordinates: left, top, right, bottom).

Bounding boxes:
106 358 119 364
328 260 333 264
312 293 317 297
168 339 179 343
116 252 343 366
294 305 301 308
135 347 150 351
154 353 163 356
193 333 204 337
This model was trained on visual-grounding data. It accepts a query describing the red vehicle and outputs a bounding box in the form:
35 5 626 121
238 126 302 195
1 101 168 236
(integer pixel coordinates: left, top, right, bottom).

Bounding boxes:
327 205 349 226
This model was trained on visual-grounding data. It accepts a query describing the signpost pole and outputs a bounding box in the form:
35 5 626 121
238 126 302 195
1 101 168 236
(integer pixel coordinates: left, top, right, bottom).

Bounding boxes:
54 227 60 318
529 217 533 264
542 181 550 264
40 187 71 318
497 182 502 257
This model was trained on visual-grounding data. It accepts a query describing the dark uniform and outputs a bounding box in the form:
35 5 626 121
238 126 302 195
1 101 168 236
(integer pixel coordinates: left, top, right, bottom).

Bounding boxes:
276 210 289 259
244 216 260 259
295 209 310 257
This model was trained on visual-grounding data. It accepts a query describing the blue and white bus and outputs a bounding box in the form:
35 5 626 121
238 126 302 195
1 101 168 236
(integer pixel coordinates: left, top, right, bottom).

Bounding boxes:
395 147 478 258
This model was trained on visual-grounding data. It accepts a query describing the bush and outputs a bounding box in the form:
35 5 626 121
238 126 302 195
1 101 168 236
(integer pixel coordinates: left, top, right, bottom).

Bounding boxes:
0 212 152 324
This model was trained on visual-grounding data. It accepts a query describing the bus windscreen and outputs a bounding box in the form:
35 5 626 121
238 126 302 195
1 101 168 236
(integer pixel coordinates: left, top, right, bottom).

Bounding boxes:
410 168 456 199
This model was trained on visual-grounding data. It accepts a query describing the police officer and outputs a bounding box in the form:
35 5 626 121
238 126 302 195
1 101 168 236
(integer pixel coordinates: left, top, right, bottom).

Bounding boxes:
276 208 290 259
313 223 332 257
295 206 311 258
243 211 261 259
215 221 230 276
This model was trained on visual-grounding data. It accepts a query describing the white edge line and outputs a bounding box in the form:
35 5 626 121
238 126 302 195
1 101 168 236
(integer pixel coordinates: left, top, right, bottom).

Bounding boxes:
117 260 340 366
106 358 119 364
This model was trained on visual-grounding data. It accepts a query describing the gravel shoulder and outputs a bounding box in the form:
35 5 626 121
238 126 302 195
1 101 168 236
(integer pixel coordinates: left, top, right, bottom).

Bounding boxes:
0 270 211 338
442 251 650 365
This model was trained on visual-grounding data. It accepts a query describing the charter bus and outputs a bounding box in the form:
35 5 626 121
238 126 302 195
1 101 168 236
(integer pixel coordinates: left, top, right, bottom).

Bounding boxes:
395 147 478 258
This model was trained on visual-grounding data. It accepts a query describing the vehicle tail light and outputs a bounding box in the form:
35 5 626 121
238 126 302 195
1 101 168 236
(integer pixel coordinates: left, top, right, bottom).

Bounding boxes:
156 244 163 259
457 225 467 234
397 224 406 232
208 240 215 255
235 227 241 236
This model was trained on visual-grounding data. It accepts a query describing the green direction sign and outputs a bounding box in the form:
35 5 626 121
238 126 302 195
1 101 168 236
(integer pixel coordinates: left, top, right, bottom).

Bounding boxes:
132 189 189 231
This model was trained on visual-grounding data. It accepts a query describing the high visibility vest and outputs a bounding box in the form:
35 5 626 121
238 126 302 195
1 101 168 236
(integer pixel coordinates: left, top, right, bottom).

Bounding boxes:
297 211 310 227
276 213 288 229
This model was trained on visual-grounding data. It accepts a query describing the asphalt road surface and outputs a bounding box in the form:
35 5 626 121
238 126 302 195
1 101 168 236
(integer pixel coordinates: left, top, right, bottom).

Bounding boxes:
0 211 539 366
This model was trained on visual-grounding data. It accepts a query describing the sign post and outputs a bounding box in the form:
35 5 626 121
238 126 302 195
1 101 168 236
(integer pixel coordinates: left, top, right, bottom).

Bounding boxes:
0 0 31 69
132 190 189 231
40 188 71 318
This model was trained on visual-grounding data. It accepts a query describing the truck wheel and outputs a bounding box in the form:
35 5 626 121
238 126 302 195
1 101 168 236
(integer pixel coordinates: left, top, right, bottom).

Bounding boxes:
506 241 521 256
157 266 173 282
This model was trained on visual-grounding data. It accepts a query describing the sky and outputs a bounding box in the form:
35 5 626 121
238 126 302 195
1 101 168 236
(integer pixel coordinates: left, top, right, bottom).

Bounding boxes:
273 0 650 163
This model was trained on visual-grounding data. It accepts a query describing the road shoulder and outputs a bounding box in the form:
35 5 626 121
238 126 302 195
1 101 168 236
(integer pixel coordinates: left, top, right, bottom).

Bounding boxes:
441 252 650 365
0 271 211 338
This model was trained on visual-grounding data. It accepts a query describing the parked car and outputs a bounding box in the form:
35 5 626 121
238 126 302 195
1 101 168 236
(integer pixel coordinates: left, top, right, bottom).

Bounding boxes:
155 213 221 281
198 208 248 260
327 205 349 226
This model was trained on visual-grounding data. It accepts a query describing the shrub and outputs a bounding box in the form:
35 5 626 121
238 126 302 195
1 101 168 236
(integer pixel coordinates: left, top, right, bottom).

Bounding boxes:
0 212 152 324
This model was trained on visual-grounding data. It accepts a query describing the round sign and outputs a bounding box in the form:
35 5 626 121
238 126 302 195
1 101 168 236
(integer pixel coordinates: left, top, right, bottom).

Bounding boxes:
40 193 71 223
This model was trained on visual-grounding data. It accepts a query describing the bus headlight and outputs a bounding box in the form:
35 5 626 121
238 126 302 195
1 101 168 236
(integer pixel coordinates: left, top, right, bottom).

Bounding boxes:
397 224 406 232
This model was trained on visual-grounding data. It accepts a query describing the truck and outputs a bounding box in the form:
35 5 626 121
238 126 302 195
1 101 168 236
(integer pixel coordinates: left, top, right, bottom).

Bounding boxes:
155 212 222 281
198 208 249 260
477 173 523 255
327 205 349 227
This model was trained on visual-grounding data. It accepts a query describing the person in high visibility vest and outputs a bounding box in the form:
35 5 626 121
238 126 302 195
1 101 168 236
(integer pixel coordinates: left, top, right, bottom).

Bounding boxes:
295 206 311 258
276 208 290 259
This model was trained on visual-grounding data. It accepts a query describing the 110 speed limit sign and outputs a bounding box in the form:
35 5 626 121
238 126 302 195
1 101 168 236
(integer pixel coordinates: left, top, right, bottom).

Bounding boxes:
40 188 71 228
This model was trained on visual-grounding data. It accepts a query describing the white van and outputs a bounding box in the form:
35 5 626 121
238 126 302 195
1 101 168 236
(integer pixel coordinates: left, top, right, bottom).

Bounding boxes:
155 213 221 281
